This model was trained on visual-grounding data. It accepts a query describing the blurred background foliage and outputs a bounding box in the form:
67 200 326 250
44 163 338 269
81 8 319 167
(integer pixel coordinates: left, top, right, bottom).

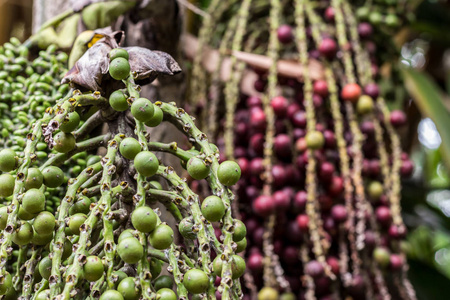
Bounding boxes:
3 0 450 297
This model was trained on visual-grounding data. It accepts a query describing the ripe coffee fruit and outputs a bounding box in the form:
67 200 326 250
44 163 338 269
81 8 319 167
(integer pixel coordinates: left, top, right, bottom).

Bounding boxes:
131 206 157 233
201 195 226 222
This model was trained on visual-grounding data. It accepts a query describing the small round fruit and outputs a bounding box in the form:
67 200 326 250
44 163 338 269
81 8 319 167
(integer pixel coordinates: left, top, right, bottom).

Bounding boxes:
119 137 141 160
150 258 162 278
149 224 174 250
118 229 136 244
178 217 196 239
84 256 104 282
0 149 16 172
341 83 362 103
368 181 383 200
118 277 140 300
156 288 177 300
18 206 36 221
183 269 209 294
0 174 14 198
60 111 80 133
217 160 241 186
12 222 33 246
68 213 87 235
100 290 124 300
0 272 12 295
373 247 390 268
153 275 174 291
134 151 159 177
118 237 143 264
233 219 247 242
42 166 64 188
109 90 129 112
33 211 55 234
53 132 76 153
109 48 129 61
35 289 50 300
70 196 91 215
145 105 163 127
131 206 157 233
112 271 128 287
109 57 130 81
187 157 210 180
305 131 325 149
24 168 43 190
201 195 225 222
258 287 279 300
131 98 154 123
356 95 374 115
280 293 296 300
22 189 45 214
32 230 53 245
235 237 247 253
213 255 246 279
0 206 8 230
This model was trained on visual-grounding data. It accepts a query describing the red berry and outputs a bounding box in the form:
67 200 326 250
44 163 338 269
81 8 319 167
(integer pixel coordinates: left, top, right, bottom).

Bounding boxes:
326 257 340 275
324 7 335 21
319 162 335 182
327 176 344 196
390 254 403 271
331 205 347 223
305 260 324 278
291 111 307 128
249 158 264 177
247 252 264 272
296 214 309 231
401 159 414 178
252 195 275 217
247 96 262 107
274 134 292 159
341 83 362 103
358 22 373 39
390 110 406 127
313 80 329 98
272 164 287 187
293 191 307 212
271 96 289 117
249 133 265 156
254 78 267 92
283 246 299 264
323 130 336 148
273 190 291 211
375 206 392 226
277 25 294 44
319 38 337 59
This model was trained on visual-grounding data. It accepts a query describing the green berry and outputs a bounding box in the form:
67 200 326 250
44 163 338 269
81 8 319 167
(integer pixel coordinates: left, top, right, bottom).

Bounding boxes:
150 258 162 278
109 48 129 61
153 275 174 291
53 132 76 153
109 90 129 112
187 157 210 180
33 211 55 234
373 247 390 268
201 195 225 222
131 98 154 123
12 222 33 246
0 149 16 172
118 229 136 244
42 166 64 188
0 206 8 230
305 131 324 149
35 290 50 300
22 188 45 214
369 12 383 25
0 272 12 295
182 269 209 294
149 224 174 250
356 95 374 115
217 160 241 186
235 237 247 253
213 255 246 279
385 14 400 27
258 287 279 300
32 230 53 246
118 237 143 264
131 206 157 233
68 213 87 235
109 57 130 81
84 256 104 282
117 277 140 300
24 167 43 190
69 196 91 215
18 206 36 221
119 137 141 160
368 181 383 200
178 217 196 240
144 105 163 127
100 290 124 300
60 111 80 133
0 174 14 198
134 151 159 177
233 219 247 242
280 293 296 300
156 288 177 300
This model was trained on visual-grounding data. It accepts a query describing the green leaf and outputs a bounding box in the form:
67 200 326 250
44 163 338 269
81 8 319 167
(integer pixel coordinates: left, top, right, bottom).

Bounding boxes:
401 67 450 169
